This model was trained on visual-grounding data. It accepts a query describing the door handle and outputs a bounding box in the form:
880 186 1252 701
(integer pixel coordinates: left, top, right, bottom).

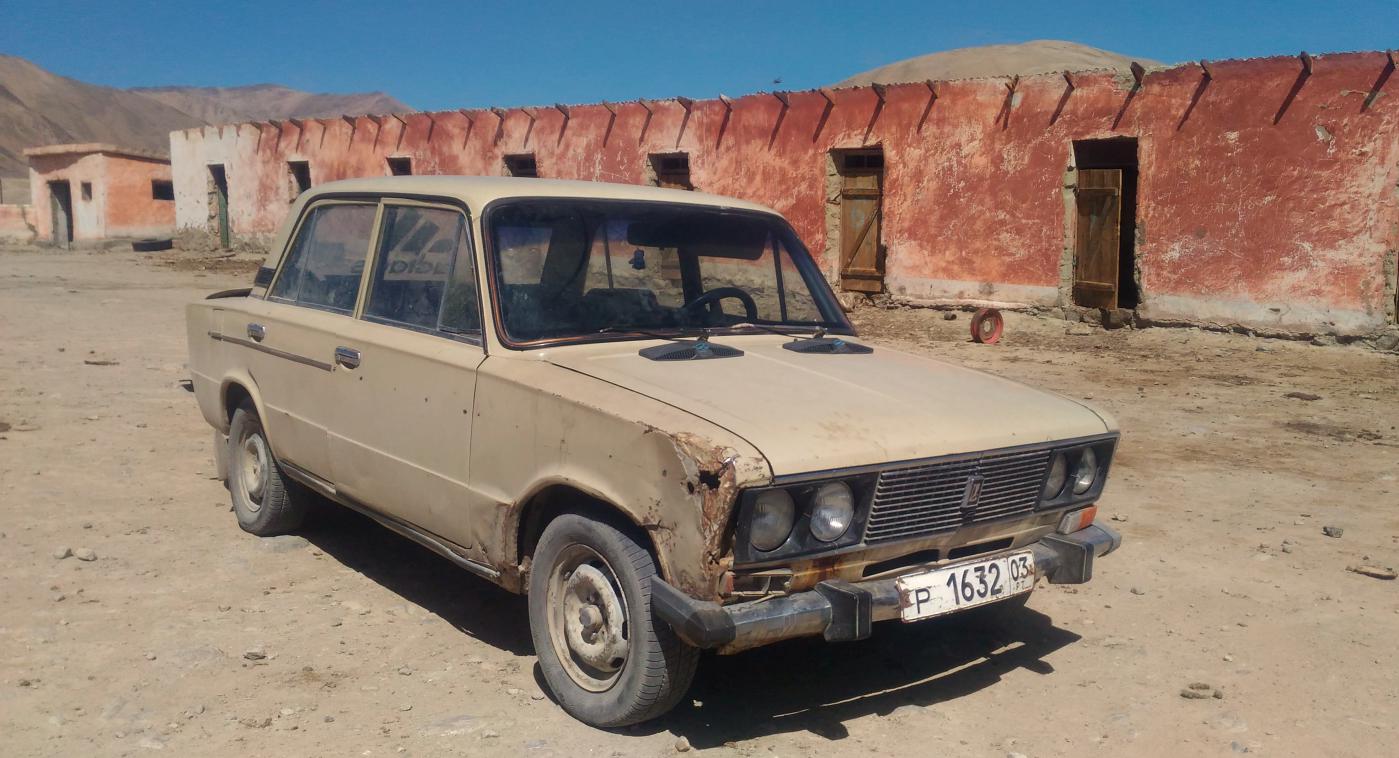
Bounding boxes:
246 323 266 342
334 346 361 369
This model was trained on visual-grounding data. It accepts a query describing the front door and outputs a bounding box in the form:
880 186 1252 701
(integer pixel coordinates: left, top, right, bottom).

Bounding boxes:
327 199 487 555
49 181 73 249
836 151 885 293
1072 168 1123 309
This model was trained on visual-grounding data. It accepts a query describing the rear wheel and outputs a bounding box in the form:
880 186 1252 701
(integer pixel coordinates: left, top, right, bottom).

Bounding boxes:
228 401 308 536
528 514 698 727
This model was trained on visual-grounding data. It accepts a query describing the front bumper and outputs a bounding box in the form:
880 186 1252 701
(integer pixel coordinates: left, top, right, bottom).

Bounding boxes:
651 523 1121 653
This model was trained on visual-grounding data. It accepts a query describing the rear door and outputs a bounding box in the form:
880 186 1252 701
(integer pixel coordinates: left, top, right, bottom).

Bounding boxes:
326 199 488 555
240 200 377 480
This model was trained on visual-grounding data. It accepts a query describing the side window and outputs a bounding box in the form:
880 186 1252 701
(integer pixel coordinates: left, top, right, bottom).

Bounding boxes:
364 205 479 335
268 203 376 313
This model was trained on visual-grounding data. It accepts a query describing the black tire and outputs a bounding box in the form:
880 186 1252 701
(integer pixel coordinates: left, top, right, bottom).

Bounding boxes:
131 237 173 252
227 401 307 536
528 514 699 727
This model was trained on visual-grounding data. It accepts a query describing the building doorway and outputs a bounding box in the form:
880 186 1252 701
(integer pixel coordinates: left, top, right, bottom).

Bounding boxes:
208 165 230 249
48 180 74 249
832 148 885 293
1071 138 1139 309
648 153 693 190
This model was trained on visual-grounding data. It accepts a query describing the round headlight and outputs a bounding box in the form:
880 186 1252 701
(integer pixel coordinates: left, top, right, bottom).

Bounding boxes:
809 482 855 542
1071 448 1099 495
750 489 796 551
1043 453 1068 499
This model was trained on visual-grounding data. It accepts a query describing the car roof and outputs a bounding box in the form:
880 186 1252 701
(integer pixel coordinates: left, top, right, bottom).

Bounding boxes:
302 175 780 215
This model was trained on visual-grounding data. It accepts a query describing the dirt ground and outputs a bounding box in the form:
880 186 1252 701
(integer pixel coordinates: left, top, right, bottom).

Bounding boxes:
2 246 1397 758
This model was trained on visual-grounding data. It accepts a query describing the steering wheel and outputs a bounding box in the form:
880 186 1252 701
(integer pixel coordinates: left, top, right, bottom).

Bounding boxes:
680 286 758 323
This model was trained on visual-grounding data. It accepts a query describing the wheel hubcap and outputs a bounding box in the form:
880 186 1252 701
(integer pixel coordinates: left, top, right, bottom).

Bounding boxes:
237 433 270 511
548 546 630 692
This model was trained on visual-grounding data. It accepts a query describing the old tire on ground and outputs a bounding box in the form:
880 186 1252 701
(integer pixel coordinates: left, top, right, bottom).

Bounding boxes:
970 307 1004 344
131 237 174 252
528 514 699 727
227 401 308 536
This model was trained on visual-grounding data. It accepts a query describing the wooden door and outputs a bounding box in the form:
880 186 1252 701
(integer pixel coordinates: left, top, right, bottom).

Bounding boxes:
48 181 73 249
839 171 883 293
1073 168 1122 308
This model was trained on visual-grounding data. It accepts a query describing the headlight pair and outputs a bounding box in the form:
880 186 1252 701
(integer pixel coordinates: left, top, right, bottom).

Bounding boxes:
750 481 855 551
1041 444 1109 503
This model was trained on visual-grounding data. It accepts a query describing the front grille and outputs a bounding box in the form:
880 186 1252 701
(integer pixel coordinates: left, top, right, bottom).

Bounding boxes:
863 448 1051 543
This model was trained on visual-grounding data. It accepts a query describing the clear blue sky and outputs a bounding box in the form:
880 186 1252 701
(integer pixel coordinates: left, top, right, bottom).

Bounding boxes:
3 0 1394 111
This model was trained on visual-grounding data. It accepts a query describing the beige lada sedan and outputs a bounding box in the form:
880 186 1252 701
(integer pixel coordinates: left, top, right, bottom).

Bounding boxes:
186 176 1121 727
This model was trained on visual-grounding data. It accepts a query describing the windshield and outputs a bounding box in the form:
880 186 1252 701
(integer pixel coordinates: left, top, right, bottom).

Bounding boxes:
486 199 851 345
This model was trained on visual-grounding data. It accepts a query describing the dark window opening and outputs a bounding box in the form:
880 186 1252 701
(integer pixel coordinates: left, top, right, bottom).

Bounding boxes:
80 182 93 201
649 152 693 190
386 156 413 176
840 151 884 172
504 154 538 178
1072 138 1140 310
151 180 174 201
287 161 312 201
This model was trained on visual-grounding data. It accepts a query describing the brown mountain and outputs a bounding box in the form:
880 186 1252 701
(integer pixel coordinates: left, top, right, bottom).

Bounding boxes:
0 54 202 178
130 84 409 129
837 40 1159 86
0 54 411 195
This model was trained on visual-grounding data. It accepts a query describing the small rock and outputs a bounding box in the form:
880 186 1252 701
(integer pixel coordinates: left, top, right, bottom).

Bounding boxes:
1281 543 1293 554
1130 587 1145 596
1223 654 1234 662
483 729 499 739
399 704 412 712
82 522 93 529
239 716 272 729
243 647 266 661
83 359 120 366
324 715 335 723
1321 526 1344 538
145 653 157 661
1347 565 1397 580
506 688 524 698
942 312 957 320
53 547 72 560
397 666 413 676
73 548 97 561
1283 391 1321 401
1110 514 1128 522
674 736 692 752
1188 682 1212 691
1213 688 1226 699
1181 688 1212 700
530 693 545 701
1067 323 1095 336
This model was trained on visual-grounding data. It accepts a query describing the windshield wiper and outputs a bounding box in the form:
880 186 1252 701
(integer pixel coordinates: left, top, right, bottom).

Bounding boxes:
593 326 715 342
726 322 827 340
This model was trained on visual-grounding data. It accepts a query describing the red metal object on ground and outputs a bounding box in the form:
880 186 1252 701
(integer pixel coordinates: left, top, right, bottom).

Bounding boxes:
971 308 1004 344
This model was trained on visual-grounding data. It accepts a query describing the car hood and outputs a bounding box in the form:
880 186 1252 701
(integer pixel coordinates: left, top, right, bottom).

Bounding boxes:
539 335 1113 476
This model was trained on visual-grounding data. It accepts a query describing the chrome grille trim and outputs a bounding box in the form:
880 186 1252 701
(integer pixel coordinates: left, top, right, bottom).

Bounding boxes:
864 448 1051 543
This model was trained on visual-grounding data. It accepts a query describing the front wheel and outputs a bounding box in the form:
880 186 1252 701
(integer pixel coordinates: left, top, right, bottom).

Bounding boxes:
528 514 698 727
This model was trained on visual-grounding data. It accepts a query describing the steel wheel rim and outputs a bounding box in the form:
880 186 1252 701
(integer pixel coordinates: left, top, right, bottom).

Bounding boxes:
237 432 270 511
546 543 630 693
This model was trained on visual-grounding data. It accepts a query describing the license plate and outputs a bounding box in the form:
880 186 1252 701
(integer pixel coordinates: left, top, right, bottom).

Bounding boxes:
896 550 1036 622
